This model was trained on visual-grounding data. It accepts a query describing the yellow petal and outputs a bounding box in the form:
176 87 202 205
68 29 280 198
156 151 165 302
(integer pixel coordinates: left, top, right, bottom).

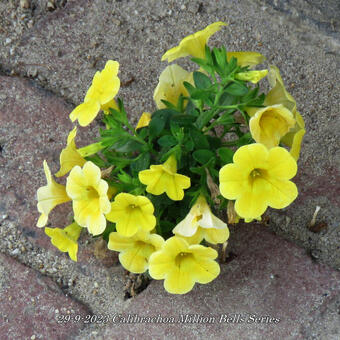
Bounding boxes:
85 71 120 105
289 128 305 161
101 99 119 114
69 100 101 127
108 232 136 251
153 65 191 109
164 264 195 294
55 127 86 177
267 147 297 179
265 65 296 113
235 70 268 84
219 164 248 199
176 228 204 245
227 51 265 68
162 22 227 62
135 112 151 130
203 227 230 244
148 250 174 279
266 178 298 209
37 161 71 228
234 178 270 219
45 222 82 261
234 143 269 170
249 105 296 149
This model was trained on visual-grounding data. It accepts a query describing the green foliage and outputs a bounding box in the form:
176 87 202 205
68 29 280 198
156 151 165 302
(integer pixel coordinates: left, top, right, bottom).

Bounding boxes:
92 44 265 237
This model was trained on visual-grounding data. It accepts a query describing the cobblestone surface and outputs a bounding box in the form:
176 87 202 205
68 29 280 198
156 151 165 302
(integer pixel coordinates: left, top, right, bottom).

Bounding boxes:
0 0 339 339
0 253 89 340
77 225 340 340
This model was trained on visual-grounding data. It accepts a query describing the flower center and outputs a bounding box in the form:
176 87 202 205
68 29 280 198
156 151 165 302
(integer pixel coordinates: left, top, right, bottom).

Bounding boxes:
175 252 193 267
250 168 262 178
127 203 140 214
84 186 99 200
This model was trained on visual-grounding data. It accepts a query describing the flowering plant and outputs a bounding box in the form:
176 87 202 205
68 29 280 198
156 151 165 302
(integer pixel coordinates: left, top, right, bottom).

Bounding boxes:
36 22 305 294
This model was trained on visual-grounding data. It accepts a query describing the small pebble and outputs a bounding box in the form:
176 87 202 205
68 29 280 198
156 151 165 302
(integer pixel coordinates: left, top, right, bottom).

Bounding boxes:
5 38 12 45
11 248 20 255
20 0 30 9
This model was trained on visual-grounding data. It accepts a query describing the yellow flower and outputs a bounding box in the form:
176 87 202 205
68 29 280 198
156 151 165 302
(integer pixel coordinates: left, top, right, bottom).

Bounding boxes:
219 143 298 220
66 161 111 235
108 230 164 273
249 104 296 149
138 155 191 201
177 226 230 245
45 222 82 261
162 22 227 62
148 236 220 294
106 193 156 237
36 161 71 228
55 127 86 177
69 60 120 126
226 51 265 68
235 69 268 84
153 64 193 109
264 65 305 160
173 195 229 242
135 112 151 130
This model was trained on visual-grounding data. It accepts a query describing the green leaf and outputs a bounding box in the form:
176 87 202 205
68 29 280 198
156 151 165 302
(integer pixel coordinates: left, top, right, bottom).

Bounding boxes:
149 115 166 138
191 57 215 76
216 113 235 125
190 128 210 149
193 149 215 165
225 57 238 76
130 152 150 174
113 138 143 153
158 135 177 147
185 100 199 116
117 171 132 184
218 92 237 106
225 82 249 96
183 81 197 96
207 135 222 149
85 154 107 168
190 166 205 176
183 138 194 152
103 154 133 168
170 121 182 139
149 109 176 138
159 220 174 235
212 47 227 71
171 114 197 126
193 71 212 89
236 132 254 146
217 147 234 164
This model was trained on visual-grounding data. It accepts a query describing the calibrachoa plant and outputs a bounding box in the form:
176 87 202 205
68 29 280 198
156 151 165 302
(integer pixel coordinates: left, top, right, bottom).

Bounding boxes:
36 22 305 295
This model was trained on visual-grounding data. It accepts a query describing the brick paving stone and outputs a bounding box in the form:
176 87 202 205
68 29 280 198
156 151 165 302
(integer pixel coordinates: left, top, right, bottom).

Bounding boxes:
0 75 126 321
0 252 90 340
91 224 340 340
0 75 100 253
